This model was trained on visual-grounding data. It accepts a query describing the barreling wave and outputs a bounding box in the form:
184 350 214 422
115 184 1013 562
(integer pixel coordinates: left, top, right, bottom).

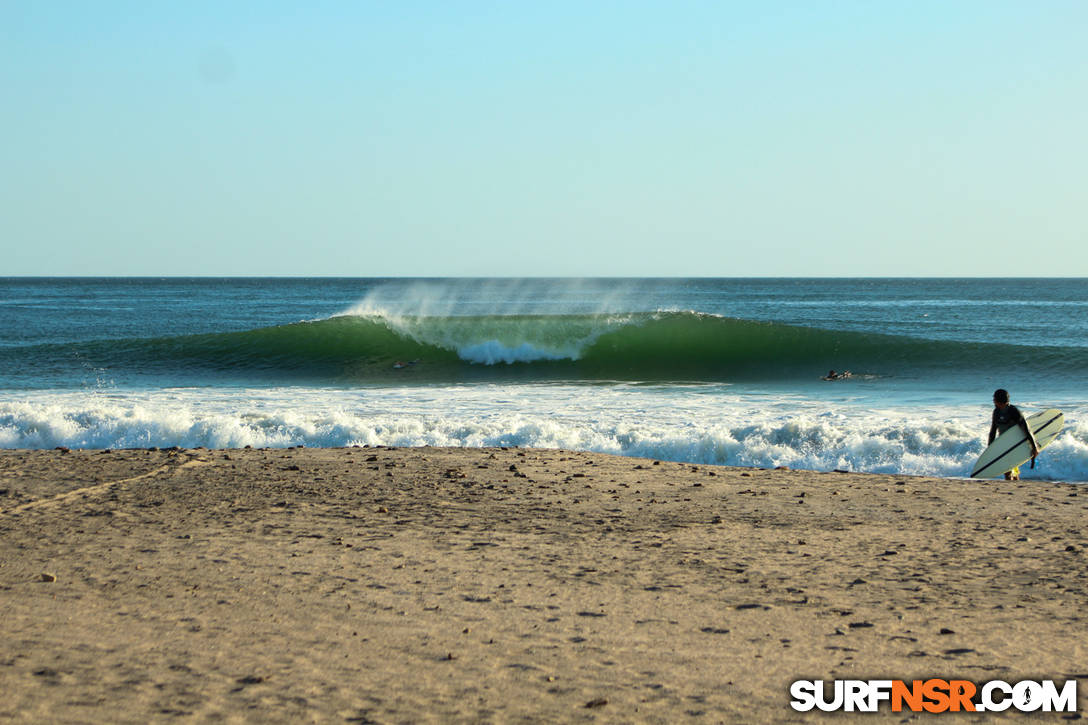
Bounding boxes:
8 311 1088 386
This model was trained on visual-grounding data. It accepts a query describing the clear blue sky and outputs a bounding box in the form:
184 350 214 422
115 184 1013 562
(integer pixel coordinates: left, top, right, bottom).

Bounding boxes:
3 1 1086 276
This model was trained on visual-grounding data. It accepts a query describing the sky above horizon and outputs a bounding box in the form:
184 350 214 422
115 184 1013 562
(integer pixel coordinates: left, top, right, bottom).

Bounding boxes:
3 1 1087 277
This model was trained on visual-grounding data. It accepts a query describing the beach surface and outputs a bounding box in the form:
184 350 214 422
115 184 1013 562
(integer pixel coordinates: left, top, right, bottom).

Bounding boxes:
1 447 1086 723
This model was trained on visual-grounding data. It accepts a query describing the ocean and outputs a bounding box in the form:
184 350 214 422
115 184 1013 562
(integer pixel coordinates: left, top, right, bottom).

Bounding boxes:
2 277 1086 481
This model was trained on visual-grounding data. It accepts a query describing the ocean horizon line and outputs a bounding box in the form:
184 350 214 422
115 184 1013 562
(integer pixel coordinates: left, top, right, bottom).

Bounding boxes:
4 274 1088 281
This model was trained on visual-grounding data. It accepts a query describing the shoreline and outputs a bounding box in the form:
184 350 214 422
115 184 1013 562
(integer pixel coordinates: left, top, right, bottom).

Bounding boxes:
2 446 1087 722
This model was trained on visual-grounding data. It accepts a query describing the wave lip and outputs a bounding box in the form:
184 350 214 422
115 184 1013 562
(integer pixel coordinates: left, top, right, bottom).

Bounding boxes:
357 308 647 364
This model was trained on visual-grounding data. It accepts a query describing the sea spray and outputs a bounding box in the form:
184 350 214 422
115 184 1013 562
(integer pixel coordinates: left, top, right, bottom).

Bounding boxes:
338 278 657 364
339 278 655 319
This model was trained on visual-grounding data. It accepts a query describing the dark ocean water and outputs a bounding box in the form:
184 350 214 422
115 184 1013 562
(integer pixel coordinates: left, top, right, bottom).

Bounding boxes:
3 277 1086 390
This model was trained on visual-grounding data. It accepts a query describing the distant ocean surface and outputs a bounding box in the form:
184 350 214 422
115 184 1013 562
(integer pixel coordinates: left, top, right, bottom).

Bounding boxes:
2 278 1086 481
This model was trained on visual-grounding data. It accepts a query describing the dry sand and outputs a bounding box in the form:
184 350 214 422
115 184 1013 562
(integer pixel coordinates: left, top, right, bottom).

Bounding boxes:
1 446 1086 723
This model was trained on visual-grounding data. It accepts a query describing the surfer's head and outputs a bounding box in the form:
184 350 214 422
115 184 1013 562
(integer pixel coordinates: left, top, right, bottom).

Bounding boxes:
993 388 1010 406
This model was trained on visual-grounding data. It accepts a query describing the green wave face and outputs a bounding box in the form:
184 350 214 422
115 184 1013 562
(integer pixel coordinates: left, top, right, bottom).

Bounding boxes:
22 311 1088 385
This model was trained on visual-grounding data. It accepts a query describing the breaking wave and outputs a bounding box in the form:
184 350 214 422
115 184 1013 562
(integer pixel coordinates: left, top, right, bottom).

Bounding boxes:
7 311 1088 386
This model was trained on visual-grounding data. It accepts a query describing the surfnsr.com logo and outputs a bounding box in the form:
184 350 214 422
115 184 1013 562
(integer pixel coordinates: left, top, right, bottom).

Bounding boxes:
790 679 1078 713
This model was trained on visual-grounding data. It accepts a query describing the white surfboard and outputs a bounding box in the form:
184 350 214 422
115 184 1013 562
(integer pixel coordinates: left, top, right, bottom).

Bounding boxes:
970 409 1064 479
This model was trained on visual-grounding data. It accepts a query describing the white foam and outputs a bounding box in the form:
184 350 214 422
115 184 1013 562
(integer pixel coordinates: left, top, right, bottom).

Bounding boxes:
2 386 1086 482
455 340 575 365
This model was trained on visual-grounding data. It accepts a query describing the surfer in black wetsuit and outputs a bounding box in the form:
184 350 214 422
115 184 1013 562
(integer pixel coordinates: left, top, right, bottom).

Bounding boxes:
988 389 1039 481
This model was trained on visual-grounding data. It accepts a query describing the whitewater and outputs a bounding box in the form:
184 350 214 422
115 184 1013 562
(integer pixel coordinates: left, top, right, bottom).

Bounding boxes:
2 278 1086 481
3 384 1088 480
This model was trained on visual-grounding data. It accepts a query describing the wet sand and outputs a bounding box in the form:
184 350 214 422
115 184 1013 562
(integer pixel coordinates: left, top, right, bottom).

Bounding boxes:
1 447 1087 723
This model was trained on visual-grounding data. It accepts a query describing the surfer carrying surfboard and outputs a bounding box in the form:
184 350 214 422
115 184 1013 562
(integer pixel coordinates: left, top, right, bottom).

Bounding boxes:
988 389 1039 481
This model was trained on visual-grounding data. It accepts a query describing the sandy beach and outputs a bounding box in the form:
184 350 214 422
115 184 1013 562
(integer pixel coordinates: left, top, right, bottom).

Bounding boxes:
1 446 1086 723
